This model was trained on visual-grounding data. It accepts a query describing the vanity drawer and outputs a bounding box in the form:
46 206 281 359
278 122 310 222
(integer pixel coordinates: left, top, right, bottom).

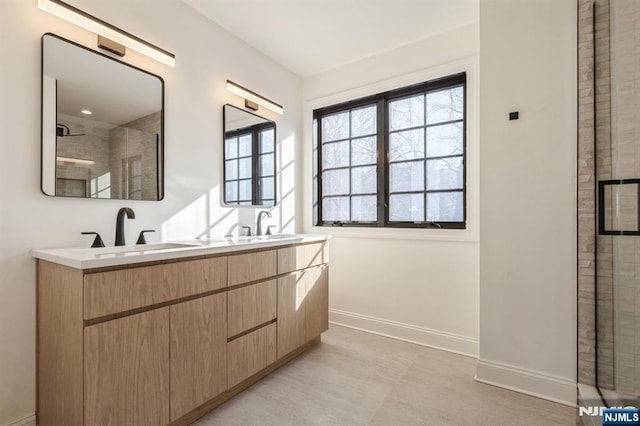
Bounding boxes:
277 242 329 274
84 256 227 319
227 279 277 337
227 323 277 388
227 250 277 286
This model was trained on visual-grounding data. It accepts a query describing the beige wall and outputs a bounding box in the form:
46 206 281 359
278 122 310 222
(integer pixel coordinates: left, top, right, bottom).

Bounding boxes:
477 0 577 405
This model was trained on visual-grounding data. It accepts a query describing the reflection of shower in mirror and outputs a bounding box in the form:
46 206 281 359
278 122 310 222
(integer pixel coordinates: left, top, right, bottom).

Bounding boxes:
56 123 85 137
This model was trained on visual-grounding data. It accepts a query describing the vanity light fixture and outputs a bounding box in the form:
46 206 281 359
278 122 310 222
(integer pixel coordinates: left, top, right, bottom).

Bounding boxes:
37 0 175 67
226 80 283 115
81 109 92 115
56 156 95 166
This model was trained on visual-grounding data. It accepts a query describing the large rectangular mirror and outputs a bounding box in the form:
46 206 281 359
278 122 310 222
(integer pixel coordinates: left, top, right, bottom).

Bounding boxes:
41 33 164 200
223 104 276 206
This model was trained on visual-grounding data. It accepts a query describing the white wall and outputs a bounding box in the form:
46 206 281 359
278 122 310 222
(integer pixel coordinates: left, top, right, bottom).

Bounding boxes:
0 0 301 423
302 24 481 356
477 0 577 405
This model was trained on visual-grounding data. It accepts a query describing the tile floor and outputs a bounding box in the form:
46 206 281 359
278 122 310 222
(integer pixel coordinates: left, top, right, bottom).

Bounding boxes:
195 325 575 426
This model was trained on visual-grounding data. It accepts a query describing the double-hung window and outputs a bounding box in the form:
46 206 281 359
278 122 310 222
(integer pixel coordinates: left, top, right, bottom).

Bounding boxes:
313 73 466 229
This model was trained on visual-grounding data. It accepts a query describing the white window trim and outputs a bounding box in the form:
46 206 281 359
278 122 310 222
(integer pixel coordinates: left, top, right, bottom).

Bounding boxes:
302 56 480 243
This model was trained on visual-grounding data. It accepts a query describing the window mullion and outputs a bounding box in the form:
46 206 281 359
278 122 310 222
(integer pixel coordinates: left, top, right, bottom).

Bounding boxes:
348 111 353 222
316 115 323 225
252 129 259 204
423 93 428 222
377 98 386 227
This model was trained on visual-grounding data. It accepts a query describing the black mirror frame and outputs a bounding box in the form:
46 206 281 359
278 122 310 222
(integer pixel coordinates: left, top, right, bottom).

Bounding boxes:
40 32 165 201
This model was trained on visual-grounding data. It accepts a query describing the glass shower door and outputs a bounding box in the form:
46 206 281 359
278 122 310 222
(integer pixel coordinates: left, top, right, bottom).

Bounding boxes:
596 0 640 407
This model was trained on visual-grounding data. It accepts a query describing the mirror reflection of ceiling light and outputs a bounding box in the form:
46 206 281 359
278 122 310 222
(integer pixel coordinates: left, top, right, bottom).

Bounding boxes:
226 80 284 115
56 156 95 166
81 109 92 115
37 0 175 67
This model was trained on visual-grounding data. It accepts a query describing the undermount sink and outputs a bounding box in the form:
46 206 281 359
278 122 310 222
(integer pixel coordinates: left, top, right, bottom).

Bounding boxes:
260 234 297 240
93 242 202 255
233 234 298 242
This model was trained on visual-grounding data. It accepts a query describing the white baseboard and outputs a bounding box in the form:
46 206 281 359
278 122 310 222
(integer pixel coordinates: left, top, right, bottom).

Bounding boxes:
329 308 479 357
4 414 35 426
475 358 577 407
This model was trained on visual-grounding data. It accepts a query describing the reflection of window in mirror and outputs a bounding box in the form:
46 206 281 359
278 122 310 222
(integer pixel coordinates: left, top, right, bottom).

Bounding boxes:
223 104 276 206
258 128 275 205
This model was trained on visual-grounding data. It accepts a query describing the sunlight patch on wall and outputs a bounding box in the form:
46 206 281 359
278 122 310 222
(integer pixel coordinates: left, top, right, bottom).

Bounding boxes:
279 133 296 233
161 192 209 241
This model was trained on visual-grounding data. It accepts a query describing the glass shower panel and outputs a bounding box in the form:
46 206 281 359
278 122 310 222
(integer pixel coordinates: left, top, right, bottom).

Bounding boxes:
596 0 640 406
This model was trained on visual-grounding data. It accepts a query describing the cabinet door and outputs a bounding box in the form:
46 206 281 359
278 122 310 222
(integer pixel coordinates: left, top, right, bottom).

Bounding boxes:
305 265 329 339
84 308 170 426
277 265 329 358
277 272 307 358
170 293 227 421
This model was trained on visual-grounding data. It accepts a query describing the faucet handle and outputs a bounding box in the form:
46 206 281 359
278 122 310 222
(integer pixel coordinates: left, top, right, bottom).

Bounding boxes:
81 232 105 248
266 225 276 235
241 225 253 236
136 230 155 245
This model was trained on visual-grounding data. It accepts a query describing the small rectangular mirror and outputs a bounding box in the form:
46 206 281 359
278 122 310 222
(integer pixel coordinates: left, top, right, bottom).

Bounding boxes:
41 33 164 200
223 104 276 206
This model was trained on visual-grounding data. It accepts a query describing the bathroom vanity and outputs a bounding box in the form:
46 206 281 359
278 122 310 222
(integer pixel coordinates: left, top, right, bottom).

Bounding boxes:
33 235 329 425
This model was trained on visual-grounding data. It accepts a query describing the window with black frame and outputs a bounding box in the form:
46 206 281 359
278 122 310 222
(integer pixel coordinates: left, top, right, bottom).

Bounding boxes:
313 73 466 229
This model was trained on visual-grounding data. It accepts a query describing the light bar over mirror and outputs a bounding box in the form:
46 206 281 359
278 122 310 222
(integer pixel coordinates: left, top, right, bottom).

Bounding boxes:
38 0 175 67
226 80 283 115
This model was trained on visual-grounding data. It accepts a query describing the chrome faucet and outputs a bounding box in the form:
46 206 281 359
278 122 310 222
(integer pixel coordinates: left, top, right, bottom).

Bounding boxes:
115 207 135 246
256 210 272 236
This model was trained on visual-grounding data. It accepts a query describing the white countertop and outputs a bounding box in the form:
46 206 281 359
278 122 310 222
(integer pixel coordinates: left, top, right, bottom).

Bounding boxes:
32 234 329 270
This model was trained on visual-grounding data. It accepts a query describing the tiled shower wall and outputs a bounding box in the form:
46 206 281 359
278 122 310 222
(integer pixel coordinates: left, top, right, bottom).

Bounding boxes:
578 0 615 389
578 0 607 388
56 114 112 197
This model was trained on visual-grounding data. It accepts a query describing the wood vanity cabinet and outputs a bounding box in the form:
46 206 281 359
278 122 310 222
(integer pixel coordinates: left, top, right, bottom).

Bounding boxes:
37 240 328 426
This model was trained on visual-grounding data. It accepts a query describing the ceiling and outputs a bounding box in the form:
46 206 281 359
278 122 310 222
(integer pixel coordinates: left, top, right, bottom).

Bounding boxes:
183 0 479 78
